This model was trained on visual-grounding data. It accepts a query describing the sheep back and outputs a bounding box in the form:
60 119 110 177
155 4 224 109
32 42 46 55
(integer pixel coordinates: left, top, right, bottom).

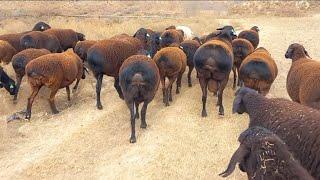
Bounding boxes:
180 40 201 67
44 28 84 50
74 40 97 62
0 33 25 52
238 29 259 49
160 29 184 48
232 38 254 69
0 40 17 64
20 31 62 53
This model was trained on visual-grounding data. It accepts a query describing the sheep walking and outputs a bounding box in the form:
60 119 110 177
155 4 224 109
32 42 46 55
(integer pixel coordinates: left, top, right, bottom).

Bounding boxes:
233 87 320 179
44 28 85 51
160 29 184 48
74 40 97 62
25 50 85 119
193 26 236 116
285 43 320 109
119 55 160 143
238 26 260 49
11 48 51 101
220 126 314 180
239 47 278 95
0 40 17 64
0 66 16 96
153 47 186 106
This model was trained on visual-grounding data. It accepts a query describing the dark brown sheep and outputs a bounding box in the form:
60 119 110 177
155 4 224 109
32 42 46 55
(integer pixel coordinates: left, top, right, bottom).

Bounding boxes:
153 47 187 106
44 28 85 51
160 29 184 48
205 26 237 43
238 26 260 49
193 26 236 116
233 87 320 179
231 38 254 88
11 48 51 101
179 39 201 87
285 43 320 109
239 47 278 95
0 40 17 64
220 126 314 180
119 55 160 143
133 28 161 57
87 38 143 109
25 50 85 119
74 40 97 62
32 21 51 31
0 66 16 96
20 31 62 53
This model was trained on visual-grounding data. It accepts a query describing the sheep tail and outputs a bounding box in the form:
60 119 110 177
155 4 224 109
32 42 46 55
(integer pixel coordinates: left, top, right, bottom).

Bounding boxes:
131 73 145 86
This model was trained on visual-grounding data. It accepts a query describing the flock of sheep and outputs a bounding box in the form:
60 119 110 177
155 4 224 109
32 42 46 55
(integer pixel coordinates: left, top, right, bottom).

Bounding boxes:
0 21 319 179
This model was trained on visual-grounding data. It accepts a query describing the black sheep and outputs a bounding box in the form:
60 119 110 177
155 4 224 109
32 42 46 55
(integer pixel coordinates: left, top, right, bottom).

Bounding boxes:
32 21 51 31
119 55 160 143
0 66 16 96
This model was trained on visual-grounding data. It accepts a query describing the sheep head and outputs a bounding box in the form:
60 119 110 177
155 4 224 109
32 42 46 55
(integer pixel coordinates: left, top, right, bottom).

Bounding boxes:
251 26 260 32
233 87 257 114
285 43 311 61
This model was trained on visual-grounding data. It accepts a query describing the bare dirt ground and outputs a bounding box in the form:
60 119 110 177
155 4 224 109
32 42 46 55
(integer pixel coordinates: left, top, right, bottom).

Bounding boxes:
0 1 320 179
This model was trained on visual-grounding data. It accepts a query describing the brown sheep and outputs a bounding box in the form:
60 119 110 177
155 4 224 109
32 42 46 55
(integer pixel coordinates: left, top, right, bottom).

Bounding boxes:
119 55 160 143
179 39 201 87
11 48 51 101
239 47 278 95
73 40 97 62
153 47 187 106
160 29 184 48
0 40 17 64
232 38 254 88
32 21 51 31
193 26 236 116
285 43 320 109
205 26 237 43
87 38 143 109
44 28 85 51
25 50 85 119
238 26 260 49
20 31 62 53
133 28 161 57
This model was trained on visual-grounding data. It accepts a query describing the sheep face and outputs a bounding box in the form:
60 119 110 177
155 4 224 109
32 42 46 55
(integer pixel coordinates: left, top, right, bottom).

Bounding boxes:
216 25 237 40
233 87 258 114
251 26 260 32
0 68 16 95
285 43 310 59
76 33 86 41
146 33 161 58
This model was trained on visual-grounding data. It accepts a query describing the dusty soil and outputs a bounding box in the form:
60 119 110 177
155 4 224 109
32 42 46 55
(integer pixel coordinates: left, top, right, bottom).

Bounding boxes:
0 7 320 180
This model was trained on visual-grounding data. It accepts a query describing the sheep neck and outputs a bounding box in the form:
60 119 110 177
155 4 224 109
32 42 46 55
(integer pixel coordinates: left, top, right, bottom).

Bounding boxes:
291 51 307 62
242 93 267 123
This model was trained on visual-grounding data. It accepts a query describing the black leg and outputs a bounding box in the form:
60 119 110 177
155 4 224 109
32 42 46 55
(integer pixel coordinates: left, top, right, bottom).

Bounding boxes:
199 78 208 117
135 101 140 119
187 66 194 87
66 86 71 101
13 75 22 102
140 102 149 128
114 77 124 100
96 73 103 109
128 102 136 143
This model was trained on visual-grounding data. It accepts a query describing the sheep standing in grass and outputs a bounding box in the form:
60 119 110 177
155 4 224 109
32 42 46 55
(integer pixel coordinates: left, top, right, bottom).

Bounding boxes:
32 21 51 31
153 47 186 106
20 31 62 53
239 47 278 95
220 126 314 180
11 48 51 101
179 39 201 87
238 26 260 49
285 43 320 109
119 55 160 143
193 26 236 116
0 40 17 64
0 66 16 96
160 29 184 48
74 40 97 62
44 28 85 51
25 50 85 119
231 38 254 88
233 87 320 179
87 37 143 109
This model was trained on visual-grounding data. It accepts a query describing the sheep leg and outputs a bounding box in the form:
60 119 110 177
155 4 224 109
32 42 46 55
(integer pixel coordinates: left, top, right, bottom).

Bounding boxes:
161 77 166 104
72 78 80 93
95 73 103 110
128 101 136 143
140 102 149 129
66 86 71 101
49 88 59 114
25 86 41 120
176 72 183 94
187 66 194 87
217 79 228 116
135 101 140 119
236 67 241 87
13 75 23 102
199 77 208 117
232 66 237 90
169 85 173 102
114 77 124 100
168 75 177 104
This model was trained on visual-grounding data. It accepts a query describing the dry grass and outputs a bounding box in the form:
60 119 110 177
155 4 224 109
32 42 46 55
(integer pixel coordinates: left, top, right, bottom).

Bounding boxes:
0 1 320 179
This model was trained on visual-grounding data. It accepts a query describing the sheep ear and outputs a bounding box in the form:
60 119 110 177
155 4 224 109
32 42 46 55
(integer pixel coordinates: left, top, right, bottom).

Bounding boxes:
216 27 223 30
232 95 242 114
304 49 311 58
0 82 3 88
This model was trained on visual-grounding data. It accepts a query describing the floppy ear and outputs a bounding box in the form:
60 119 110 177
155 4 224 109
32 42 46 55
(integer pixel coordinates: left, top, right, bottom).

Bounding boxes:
232 95 243 114
304 49 311 58
0 83 3 88
216 27 223 30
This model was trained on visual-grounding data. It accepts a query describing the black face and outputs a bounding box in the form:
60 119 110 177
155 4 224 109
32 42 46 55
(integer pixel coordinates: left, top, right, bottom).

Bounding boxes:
0 68 17 95
146 33 161 58
285 45 293 59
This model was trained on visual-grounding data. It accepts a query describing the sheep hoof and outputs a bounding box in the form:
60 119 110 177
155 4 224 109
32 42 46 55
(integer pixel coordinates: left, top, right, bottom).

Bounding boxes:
165 102 170 107
13 99 18 104
169 97 173 102
219 112 224 116
140 123 147 129
188 83 192 87
97 104 103 110
201 110 207 117
135 113 140 119
130 136 136 143
176 90 180 94
72 88 77 93
52 110 60 114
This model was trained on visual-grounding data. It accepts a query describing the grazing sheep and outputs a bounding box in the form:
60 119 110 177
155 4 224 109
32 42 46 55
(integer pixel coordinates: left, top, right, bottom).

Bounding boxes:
32 21 51 31
25 50 85 119
233 87 320 179
20 31 62 53
232 38 254 88
44 28 85 51
153 47 187 106
160 29 184 48
11 48 51 101
285 43 320 109
0 40 17 64
87 38 143 109
239 47 278 95
0 22 51 52
238 26 260 49
74 40 97 62
193 26 236 116
0 66 16 95
220 126 314 180
119 55 160 143
179 39 201 87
